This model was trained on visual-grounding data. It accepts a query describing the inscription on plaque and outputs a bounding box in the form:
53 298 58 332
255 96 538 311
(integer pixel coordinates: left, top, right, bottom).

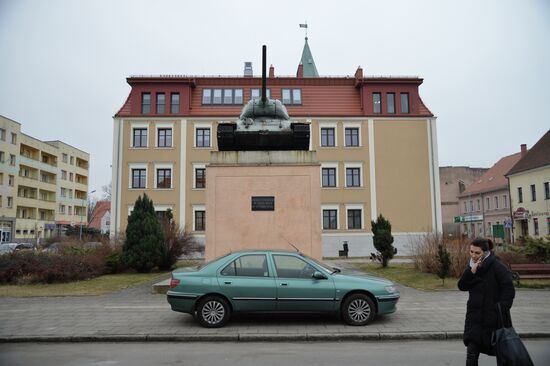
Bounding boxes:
251 196 275 211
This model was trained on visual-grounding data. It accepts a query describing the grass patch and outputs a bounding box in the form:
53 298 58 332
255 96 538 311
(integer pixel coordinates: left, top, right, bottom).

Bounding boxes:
355 262 460 291
0 260 202 297
354 263 550 291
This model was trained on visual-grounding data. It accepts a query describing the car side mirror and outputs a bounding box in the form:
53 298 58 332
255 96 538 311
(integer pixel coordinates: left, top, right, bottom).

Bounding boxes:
312 271 327 280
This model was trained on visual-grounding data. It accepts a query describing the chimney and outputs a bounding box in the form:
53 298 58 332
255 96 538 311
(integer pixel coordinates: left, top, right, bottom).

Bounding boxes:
244 62 253 77
296 63 304 78
355 66 363 80
520 144 527 157
269 64 275 78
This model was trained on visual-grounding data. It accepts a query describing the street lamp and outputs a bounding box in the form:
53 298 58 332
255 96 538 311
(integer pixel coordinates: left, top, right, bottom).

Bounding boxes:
80 190 96 241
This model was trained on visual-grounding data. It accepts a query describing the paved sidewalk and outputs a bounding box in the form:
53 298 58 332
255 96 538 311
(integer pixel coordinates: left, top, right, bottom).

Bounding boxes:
1 262 549 342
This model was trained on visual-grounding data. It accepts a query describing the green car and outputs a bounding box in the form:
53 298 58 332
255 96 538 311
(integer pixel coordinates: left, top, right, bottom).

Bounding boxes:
167 250 399 328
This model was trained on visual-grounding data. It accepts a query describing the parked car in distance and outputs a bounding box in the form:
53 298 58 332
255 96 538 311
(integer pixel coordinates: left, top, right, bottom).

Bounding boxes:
0 243 34 254
167 250 400 328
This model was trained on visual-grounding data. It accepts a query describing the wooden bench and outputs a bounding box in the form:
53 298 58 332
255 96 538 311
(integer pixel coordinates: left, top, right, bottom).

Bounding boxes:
510 263 550 284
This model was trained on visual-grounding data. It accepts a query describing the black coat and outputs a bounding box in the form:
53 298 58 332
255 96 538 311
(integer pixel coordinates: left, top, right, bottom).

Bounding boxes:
457 253 515 355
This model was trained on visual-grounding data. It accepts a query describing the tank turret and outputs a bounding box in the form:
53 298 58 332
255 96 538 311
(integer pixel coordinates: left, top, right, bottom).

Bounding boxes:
217 45 310 151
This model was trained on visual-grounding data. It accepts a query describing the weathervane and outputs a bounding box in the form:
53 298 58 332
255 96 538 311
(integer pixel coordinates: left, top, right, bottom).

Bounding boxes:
299 22 308 39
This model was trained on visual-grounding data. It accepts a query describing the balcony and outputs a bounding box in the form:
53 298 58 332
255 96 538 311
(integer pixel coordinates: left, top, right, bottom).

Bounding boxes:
19 156 57 174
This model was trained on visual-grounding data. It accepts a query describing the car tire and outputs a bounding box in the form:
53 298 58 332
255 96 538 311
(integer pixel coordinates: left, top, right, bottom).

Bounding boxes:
196 296 231 328
341 293 375 326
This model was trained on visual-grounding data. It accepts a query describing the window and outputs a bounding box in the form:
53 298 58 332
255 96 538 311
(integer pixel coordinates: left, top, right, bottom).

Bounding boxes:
469 200 473 212
8 175 14 186
494 196 499 209
133 128 148 148
518 187 523 203
0 128 5 141
320 128 335 147
547 217 550 235
234 89 243 104
503 195 508 208
70 156 74 165
347 209 362 229
59 204 65 214
60 187 66 197
0 173 3 184
213 89 222 104
346 167 361 187
157 128 172 147
476 199 481 211
323 209 338 230
544 182 549 200
221 255 269 277
202 89 212 104
531 184 536 201
131 169 146 189
156 169 171 189
7 196 13 208
281 89 302 105
533 218 539 236
195 168 206 189
485 197 490 210
387 93 395 114
273 255 316 279
170 93 180 114
400 93 409 113
156 93 165 114
223 89 233 104
62 153 68 163
194 210 205 231
321 168 336 187
61 170 67 180
9 154 16 166
195 128 211 147
0 195 2 207
251 88 271 100
11 133 16 144
69 172 73 182
0 151 4 163
345 127 359 147
141 93 151 114
373 93 381 113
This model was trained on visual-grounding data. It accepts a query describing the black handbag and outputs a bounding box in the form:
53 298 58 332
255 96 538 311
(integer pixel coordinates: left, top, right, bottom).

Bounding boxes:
491 303 534 366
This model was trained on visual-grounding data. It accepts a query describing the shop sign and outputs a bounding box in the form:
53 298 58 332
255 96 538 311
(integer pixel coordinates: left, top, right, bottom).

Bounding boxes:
513 207 529 220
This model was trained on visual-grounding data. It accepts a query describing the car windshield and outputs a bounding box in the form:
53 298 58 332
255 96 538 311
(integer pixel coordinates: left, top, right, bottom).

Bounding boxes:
302 255 337 274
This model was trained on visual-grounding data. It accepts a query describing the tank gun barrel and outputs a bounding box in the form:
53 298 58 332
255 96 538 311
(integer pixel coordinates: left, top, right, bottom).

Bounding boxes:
261 45 267 104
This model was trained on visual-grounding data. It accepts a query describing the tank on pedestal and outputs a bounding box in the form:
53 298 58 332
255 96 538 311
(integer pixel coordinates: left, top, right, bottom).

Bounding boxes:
217 45 310 151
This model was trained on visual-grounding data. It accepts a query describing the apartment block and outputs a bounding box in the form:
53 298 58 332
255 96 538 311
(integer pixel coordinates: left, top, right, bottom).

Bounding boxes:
0 115 90 243
111 39 441 256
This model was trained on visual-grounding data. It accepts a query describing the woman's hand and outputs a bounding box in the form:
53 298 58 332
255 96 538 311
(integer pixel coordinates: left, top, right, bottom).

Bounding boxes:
471 259 481 274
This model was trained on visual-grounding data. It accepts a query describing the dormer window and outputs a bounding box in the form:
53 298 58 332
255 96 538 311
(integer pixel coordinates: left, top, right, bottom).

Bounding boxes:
400 93 409 113
373 93 381 114
141 93 151 114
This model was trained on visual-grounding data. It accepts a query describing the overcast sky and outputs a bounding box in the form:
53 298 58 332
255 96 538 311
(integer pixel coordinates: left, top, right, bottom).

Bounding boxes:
1 0 549 199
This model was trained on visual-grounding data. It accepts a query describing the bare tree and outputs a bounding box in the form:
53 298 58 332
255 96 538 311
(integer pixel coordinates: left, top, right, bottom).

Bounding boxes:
102 181 112 200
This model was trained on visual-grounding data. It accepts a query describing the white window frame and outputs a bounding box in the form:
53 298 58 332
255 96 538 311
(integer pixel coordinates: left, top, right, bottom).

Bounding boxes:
193 163 207 189
130 122 149 148
318 122 338 148
128 163 148 189
128 204 173 217
192 205 206 232
343 122 362 147
320 162 339 188
155 123 174 148
154 163 173 189
193 123 212 148
345 204 364 230
344 162 363 188
321 204 340 230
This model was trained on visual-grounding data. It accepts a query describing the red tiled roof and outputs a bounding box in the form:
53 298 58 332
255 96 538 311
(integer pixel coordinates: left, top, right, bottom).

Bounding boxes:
506 129 550 176
459 152 523 197
89 201 110 230
114 93 131 117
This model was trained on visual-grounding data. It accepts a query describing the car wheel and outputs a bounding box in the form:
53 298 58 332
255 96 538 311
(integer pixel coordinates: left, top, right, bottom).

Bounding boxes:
196 296 231 328
341 293 375 326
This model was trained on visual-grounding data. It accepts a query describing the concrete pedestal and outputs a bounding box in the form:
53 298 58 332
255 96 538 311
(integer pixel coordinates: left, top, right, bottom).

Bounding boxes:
205 151 321 260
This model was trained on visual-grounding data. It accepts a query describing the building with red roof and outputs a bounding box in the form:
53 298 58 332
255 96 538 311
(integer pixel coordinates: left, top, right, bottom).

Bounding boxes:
88 200 110 234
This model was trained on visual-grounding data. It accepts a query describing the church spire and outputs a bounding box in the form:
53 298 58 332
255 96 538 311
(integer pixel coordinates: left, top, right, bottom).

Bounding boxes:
298 23 319 77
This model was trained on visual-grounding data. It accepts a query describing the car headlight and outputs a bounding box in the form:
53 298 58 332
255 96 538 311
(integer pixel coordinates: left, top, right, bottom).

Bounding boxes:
384 285 396 294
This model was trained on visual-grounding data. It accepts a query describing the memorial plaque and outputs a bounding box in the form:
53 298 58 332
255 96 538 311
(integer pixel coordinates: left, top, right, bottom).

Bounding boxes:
251 196 275 211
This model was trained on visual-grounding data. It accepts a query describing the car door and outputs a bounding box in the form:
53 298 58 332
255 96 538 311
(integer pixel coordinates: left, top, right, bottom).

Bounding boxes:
272 254 336 312
217 254 277 311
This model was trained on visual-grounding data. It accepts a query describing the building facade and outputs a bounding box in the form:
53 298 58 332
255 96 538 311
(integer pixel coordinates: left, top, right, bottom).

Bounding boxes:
0 115 90 244
457 148 524 243
89 200 111 234
506 130 550 240
439 166 488 237
111 41 441 256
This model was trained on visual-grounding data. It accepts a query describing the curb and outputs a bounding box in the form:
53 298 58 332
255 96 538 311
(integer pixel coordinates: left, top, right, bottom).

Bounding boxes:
1 331 549 343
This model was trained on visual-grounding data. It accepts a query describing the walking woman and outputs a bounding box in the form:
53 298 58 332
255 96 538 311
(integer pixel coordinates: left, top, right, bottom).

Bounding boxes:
458 238 515 366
